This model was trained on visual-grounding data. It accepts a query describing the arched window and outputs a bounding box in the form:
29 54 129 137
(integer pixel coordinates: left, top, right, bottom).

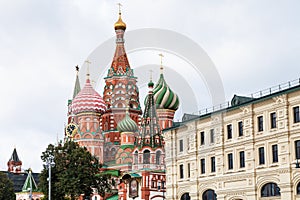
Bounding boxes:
181 193 191 200
297 182 300 194
156 151 161 165
202 189 217 200
143 150 150 164
134 151 138 164
261 183 281 197
111 148 116 158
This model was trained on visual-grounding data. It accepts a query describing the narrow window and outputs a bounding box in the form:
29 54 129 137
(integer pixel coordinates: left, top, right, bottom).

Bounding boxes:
187 163 190 178
259 147 265 165
238 121 243 136
211 157 216 172
258 116 264 132
295 140 300 159
270 112 277 129
239 151 245 168
227 124 232 139
179 164 184 179
210 129 214 143
272 144 278 163
179 139 183 152
228 153 233 170
201 159 205 174
200 131 205 145
294 106 300 123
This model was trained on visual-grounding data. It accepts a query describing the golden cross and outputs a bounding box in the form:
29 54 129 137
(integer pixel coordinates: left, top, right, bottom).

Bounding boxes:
85 60 91 76
149 69 153 81
158 53 164 73
117 3 122 14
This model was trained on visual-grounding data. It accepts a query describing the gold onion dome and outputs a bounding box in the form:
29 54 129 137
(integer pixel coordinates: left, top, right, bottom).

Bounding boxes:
114 13 126 30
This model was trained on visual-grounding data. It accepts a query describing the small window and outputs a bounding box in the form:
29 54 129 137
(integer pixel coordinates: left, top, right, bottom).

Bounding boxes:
211 157 216 172
239 151 245 168
227 124 232 139
297 182 300 194
210 129 214 143
143 150 150 164
202 189 217 200
201 158 205 174
179 139 183 152
294 106 300 123
200 131 205 145
179 164 184 179
270 112 277 129
272 144 278 163
259 147 265 165
258 116 264 132
238 121 243 136
295 140 300 159
228 153 233 170
187 163 190 178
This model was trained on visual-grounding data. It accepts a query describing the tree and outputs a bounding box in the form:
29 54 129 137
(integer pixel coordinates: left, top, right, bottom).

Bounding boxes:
39 141 113 200
0 171 15 200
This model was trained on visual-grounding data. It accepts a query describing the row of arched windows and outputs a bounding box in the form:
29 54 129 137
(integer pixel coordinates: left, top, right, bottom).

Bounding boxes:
180 182 300 200
133 150 162 165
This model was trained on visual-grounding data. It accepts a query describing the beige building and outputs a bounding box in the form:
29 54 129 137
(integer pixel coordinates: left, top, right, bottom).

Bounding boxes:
164 80 300 200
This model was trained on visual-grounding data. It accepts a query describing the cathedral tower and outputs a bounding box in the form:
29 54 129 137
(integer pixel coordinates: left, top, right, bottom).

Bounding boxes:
153 55 180 130
133 79 165 171
67 66 106 163
7 148 22 173
102 9 142 162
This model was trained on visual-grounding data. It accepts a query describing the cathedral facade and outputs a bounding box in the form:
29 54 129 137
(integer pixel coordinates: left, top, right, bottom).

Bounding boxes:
65 10 179 200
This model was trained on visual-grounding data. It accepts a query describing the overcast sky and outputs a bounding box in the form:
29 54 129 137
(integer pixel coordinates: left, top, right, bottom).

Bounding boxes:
0 0 300 172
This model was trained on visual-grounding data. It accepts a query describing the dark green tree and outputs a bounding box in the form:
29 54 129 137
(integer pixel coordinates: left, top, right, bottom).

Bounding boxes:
39 141 113 200
0 172 15 200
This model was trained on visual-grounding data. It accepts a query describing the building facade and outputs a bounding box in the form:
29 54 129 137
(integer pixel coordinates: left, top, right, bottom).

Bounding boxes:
164 83 300 200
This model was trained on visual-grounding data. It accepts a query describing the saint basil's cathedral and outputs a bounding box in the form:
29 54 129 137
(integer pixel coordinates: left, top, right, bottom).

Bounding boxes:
65 9 180 200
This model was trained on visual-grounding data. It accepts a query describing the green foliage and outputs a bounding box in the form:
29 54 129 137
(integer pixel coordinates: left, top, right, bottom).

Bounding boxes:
0 172 15 200
39 141 113 200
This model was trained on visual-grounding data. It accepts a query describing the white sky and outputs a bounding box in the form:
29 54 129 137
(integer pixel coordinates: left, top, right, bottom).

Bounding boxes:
0 0 300 172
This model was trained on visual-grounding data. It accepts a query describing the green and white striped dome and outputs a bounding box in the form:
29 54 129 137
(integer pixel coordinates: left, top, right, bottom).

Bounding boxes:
152 74 180 110
117 112 138 133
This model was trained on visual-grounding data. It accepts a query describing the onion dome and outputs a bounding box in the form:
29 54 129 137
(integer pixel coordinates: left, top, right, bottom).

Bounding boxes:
152 73 180 110
114 13 126 30
117 111 138 133
71 75 106 115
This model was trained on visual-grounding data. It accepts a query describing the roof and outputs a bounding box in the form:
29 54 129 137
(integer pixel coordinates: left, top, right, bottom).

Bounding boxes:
106 194 119 200
2 171 40 192
9 148 21 162
164 81 300 132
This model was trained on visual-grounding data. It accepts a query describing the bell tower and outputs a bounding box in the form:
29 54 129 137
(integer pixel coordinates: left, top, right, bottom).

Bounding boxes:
102 7 142 162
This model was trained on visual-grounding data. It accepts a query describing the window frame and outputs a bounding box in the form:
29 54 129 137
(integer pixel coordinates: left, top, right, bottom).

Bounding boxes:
294 106 300 123
227 124 232 139
270 112 277 129
272 144 278 163
200 131 205 145
238 121 243 136
228 153 233 170
179 139 183 152
259 147 265 165
201 158 205 174
211 156 216 173
239 151 245 168
210 129 215 143
258 116 264 132
179 164 184 179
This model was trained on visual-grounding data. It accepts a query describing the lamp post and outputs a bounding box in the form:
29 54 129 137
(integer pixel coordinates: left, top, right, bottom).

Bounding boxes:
45 155 55 200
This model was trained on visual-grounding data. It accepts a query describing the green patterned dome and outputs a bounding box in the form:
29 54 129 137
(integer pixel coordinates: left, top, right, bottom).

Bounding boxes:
117 112 138 133
152 73 180 110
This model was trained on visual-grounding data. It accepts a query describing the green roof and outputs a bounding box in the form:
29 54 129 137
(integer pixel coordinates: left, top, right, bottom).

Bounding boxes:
106 194 118 200
98 169 120 177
